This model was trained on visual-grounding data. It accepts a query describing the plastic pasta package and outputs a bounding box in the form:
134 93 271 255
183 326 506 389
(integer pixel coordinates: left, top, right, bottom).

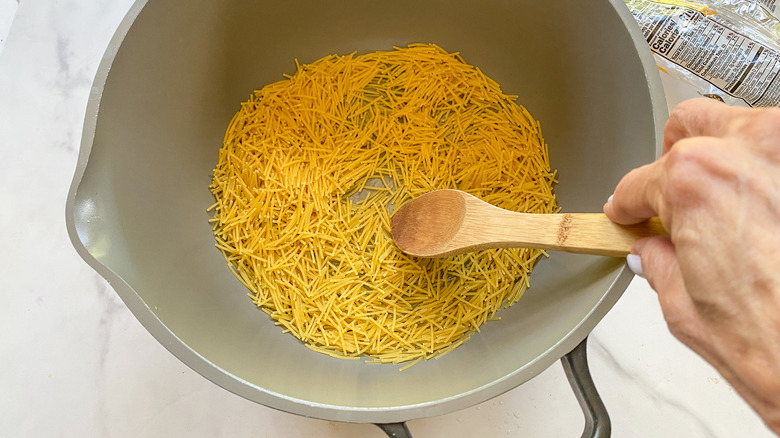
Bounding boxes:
625 0 780 106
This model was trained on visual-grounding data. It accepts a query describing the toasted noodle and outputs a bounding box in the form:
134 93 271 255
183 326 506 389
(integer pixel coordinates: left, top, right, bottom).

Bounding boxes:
209 44 558 367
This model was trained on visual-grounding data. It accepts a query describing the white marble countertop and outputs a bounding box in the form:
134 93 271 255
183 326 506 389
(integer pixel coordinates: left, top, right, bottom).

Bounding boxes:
0 1 775 437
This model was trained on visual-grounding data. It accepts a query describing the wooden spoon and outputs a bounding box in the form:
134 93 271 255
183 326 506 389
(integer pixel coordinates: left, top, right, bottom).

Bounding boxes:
391 189 667 258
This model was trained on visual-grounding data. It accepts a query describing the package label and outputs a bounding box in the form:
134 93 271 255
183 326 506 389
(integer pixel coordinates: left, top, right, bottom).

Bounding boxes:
628 0 780 106
758 0 779 17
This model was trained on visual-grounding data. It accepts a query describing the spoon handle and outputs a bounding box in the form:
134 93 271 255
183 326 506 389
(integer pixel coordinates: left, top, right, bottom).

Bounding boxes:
470 209 666 257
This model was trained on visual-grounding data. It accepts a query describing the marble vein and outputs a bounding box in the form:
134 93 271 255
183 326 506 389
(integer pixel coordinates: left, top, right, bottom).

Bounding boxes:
590 334 720 437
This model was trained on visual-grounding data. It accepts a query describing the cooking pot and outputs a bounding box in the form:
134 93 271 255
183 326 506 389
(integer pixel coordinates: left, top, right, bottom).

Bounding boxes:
65 0 666 436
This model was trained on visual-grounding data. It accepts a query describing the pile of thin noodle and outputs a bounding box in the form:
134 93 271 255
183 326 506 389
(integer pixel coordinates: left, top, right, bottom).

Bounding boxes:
209 44 558 368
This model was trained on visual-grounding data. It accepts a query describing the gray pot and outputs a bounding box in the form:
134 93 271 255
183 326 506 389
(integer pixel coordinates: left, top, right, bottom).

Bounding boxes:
66 0 666 436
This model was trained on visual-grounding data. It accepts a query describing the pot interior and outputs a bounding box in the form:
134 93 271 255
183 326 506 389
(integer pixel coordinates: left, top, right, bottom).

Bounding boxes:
69 0 662 423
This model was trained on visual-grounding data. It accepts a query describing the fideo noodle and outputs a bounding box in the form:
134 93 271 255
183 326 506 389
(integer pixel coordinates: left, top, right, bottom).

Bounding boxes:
208 44 558 367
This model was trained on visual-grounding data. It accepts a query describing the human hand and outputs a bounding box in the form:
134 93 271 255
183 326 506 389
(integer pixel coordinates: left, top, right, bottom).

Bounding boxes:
604 98 780 433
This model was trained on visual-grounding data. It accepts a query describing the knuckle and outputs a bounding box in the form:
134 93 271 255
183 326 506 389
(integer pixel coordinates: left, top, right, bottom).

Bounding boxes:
662 140 715 203
738 167 773 201
729 107 780 136
659 299 708 349
661 139 748 207
669 97 708 119
663 310 700 344
668 325 709 358
664 136 774 206
752 107 780 127
726 108 780 161
667 98 720 131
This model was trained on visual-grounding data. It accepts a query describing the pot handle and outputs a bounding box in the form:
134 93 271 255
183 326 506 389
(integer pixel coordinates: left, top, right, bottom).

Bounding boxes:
561 336 611 438
375 336 609 438
376 422 413 438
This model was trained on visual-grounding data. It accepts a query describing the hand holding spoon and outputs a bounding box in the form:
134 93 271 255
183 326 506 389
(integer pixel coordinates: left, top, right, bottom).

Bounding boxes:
391 189 667 258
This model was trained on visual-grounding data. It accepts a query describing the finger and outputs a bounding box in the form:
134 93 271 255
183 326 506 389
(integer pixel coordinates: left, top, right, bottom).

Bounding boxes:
633 237 681 302
632 237 712 353
635 237 776 426
603 161 663 225
663 98 741 154
632 237 741 389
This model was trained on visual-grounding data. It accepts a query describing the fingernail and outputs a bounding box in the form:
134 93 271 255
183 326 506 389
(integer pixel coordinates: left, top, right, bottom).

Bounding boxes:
626 253 645 278
604 195 614 213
